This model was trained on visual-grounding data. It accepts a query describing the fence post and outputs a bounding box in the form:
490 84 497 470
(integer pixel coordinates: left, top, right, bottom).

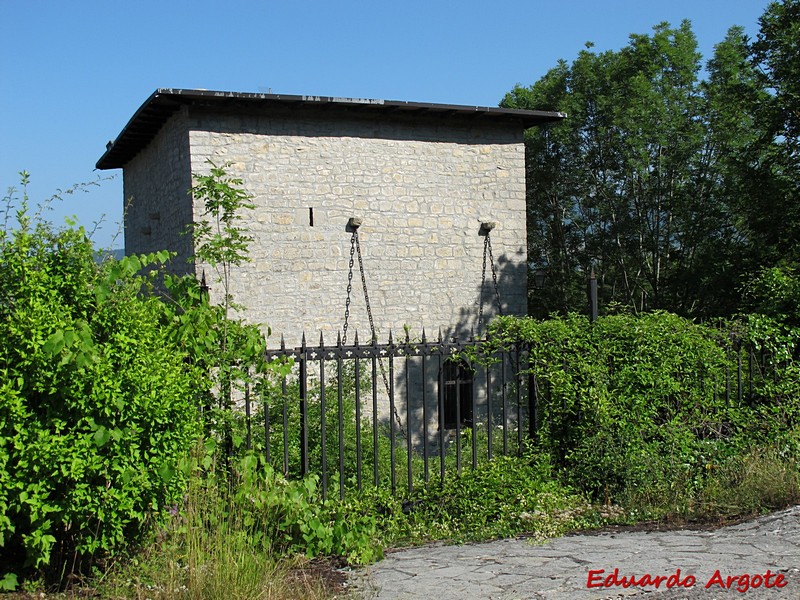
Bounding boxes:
388 330 396 495
372 334 379 487
319 332 328 502
299 332 309 476
405 330 414 494
515 346 523 453
354 331 363 491
588 266 598 323
337 331 345 500
485 340 493 462
437 329 446 484
280 335 289 475
528 345 538 442
421 329 429 484
244 376 252 452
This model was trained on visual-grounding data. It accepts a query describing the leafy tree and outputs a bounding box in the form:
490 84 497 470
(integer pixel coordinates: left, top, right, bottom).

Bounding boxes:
503 60 584 316
688 26 776 312
744 0 800 267
753 0 800 149
161 163 285 455
183 161 261 389
504 18 795 318
743 264 800 327
189 160 255 322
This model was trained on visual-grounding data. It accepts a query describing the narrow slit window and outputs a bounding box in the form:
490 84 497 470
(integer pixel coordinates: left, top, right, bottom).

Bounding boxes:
309 207 314 227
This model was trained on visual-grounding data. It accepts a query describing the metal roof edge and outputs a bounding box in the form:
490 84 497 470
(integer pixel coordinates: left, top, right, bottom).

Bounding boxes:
97 88 566 170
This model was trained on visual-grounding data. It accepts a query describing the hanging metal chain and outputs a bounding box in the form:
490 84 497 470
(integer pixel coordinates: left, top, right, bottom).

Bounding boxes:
488 234 503 317
341 230 397 429
341 229 380 350
477 232 503 334
341 232 357 345
354 232 379 347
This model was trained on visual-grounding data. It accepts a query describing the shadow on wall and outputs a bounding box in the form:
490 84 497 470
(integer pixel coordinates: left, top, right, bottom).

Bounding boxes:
387 243 530 455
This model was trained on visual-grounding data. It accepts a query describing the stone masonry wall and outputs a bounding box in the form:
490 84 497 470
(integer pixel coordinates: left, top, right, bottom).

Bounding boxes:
185 107 528 347
123 107 194 271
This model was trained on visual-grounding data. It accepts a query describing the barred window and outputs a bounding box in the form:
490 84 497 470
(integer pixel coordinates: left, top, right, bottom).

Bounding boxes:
440 359 474 429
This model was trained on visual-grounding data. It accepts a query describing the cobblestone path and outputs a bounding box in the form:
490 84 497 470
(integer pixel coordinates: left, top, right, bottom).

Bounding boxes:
347 505 800 599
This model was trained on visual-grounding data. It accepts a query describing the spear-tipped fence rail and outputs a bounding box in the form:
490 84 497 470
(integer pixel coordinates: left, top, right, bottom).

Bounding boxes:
249 330 534 501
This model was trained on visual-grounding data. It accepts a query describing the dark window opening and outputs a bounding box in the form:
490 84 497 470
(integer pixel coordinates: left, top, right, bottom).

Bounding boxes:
440 359 474 429
309 207 314 226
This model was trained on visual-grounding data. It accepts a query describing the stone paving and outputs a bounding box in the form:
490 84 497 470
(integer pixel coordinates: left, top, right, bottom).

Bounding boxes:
347 505 800 599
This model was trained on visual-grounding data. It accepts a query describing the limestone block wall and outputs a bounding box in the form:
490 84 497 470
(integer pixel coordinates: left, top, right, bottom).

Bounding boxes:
185 108 528 346
123 107 194 271
123 105 529 346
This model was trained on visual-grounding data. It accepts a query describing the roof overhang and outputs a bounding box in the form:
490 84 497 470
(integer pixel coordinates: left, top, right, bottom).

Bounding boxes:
96 88 566 170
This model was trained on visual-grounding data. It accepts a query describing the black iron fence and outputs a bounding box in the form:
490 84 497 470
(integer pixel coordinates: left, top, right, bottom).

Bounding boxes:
238 331 533 501
232 327 790 501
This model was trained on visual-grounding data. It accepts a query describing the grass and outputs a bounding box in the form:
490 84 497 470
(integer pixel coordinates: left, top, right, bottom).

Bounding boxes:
10 431 800 599
94 550 335 600
6 556 335 600
697 446 800 517
92 494 338 599
608 440 800 525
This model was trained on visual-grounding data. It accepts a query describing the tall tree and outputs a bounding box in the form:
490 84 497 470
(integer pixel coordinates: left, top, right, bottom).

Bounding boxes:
505 19 784 318
687 26 775 314
753 0 800 149
747 0 800 266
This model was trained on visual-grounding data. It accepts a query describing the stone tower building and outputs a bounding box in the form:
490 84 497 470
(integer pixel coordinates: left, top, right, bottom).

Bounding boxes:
97 89 563 345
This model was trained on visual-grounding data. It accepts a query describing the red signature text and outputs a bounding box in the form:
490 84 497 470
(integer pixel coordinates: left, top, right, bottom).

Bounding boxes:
705 569 787 592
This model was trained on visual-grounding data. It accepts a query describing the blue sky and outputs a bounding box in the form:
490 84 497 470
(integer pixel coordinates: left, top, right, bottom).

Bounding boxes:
1 0 771 249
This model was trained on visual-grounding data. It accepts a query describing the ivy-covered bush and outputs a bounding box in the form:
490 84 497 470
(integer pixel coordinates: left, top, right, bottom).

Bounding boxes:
485 311 800 503
0 188 203 585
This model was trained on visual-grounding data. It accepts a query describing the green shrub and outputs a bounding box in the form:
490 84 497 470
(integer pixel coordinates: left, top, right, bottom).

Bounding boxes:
0 183 203 585
485 311 800 507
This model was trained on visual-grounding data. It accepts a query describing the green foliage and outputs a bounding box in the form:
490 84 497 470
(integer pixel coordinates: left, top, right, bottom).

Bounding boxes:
336 451 613 548
171 162 279 458
190 161 254 277
189 160 254 323
503 13 798 318
743 264 800 326
504 22 713 316
0 178 202 585
485 312 800 508
0 573 18 592
497 7 800 515
753 0 800 149
160 272 282 410
162 448 382 567
239 362 624 550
